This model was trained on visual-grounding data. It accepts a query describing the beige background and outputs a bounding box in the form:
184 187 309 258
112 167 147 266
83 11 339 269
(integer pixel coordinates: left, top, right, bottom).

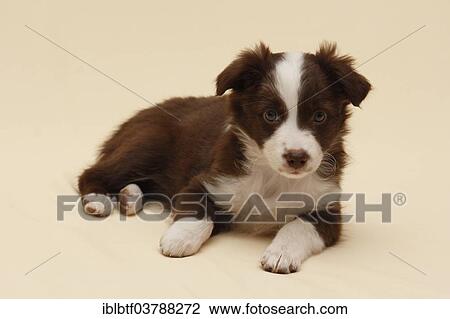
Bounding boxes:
1 0 449 298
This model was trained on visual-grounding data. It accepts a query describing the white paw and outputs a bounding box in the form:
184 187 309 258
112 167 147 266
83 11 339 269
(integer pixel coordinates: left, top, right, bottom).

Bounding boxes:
82 193 111 217
160 218 213 257
119 184 143 216
260 242 303 274
260 218 325 274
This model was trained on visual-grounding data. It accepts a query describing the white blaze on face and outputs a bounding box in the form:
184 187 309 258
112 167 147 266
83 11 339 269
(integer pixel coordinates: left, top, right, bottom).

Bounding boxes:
262 52 323 178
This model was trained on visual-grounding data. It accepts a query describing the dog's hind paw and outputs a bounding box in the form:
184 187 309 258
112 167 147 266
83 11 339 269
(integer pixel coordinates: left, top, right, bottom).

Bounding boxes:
82 193 112 217
119 184 143 216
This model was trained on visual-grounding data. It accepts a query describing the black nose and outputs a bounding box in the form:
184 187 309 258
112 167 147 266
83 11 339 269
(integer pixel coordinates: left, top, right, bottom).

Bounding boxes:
283 149 310 169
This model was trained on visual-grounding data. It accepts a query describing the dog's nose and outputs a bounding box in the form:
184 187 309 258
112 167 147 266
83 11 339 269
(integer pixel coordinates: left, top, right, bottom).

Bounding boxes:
283 149 310 169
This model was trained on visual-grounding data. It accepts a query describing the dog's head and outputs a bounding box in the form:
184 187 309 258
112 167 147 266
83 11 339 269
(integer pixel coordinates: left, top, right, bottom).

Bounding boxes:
216 42 371 179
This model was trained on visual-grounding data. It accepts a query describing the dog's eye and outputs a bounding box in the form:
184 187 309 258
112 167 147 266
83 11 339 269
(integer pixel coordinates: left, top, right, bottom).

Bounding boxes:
313 110 327 124
263 109 279 123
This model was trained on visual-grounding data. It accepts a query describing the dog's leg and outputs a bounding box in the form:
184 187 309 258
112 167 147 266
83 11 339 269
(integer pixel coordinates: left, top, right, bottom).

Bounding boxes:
160 217 213 257
78 165 117 217
81 184 143 217
81 193 114 217
78 158 149 217
159 175 225 257
118 183 143 216
261 207 341 274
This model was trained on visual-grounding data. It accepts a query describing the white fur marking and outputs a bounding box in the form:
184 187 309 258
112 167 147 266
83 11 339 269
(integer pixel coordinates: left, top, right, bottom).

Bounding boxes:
160 217 213 257
262 52 323 177
82 193 110 216
261 218 325 273
274 52 303 108
119 183 143 216
84 202 105 216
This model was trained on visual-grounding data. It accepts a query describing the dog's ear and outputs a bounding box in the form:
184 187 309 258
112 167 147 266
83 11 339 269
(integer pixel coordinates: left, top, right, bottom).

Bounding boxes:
216 42 273 95
314 42 371 106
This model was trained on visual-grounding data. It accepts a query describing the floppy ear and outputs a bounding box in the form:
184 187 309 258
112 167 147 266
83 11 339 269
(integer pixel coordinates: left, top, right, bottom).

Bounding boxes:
315 42 371 106
216 42 273 95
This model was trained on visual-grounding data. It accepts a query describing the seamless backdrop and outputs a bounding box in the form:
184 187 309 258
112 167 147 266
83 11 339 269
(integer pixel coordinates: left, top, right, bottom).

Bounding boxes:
1 0 449 298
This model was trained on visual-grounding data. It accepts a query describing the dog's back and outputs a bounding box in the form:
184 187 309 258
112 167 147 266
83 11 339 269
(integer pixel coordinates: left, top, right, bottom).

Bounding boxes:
78 95 229 197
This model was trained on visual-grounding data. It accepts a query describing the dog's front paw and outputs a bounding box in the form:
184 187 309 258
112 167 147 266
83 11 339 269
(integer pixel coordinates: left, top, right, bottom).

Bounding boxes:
260 219 325 274
159 218 213 257
260 243 302 274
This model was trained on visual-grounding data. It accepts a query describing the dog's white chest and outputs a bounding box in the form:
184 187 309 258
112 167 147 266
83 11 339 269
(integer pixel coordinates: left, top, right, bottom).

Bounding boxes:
204 165 339 229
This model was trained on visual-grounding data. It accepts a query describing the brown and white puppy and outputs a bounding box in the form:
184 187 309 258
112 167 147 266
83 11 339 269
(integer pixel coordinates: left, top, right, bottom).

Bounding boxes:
78 42 371 274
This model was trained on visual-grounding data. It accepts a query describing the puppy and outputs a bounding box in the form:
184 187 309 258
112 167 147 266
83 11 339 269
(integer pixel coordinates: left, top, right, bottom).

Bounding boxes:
78 42 371 274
